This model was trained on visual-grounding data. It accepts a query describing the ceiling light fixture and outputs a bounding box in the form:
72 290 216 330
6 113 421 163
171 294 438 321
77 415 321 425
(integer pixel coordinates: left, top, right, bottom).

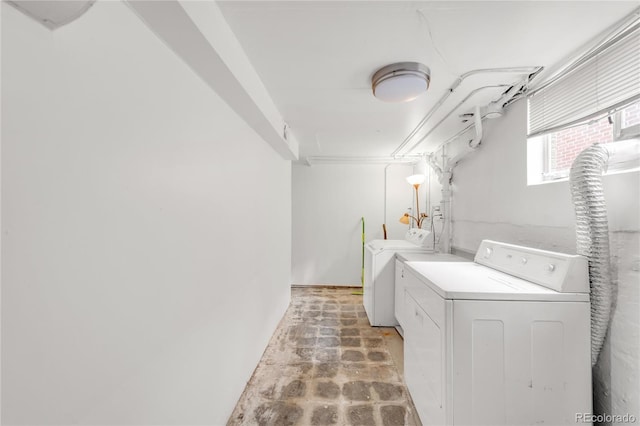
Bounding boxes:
7 0 96 29
372 62 431 103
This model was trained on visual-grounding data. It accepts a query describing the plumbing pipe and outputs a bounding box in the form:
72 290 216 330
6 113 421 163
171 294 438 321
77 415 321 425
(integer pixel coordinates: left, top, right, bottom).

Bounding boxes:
425 106 482 254
427 147 453 254
424 157 431 227
423 77 537 254
404 85 509 154
437 120 478 151
426 152 443 181
305 155 422 166
425 119 478 254
426 107 481 242
468 106 483 149
391 66 542 156
569 139 640 366
430 77 530 156
426 107 482 179
383 164 391 228
440 171 453 254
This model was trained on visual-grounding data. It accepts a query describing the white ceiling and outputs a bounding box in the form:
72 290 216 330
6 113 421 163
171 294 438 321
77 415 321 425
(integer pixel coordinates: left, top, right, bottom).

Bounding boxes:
219 1 638 163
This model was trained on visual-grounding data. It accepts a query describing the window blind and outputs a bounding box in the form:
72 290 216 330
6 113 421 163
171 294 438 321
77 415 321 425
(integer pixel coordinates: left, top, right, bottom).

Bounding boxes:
528 22 640 137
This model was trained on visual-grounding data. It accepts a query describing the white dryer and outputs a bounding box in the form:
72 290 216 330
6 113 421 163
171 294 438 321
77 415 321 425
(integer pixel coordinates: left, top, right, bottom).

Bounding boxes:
401 240 592 426
394 252 471 334
363 228 431 326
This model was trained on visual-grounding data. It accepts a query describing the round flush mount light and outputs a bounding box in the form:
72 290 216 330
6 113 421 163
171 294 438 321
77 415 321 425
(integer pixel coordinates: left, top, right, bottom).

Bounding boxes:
372 62 431 103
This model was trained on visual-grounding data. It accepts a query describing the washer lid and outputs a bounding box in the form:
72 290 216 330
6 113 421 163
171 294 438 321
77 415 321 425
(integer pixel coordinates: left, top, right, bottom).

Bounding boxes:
397 252 469 263
405 262 589 302
367 239 424 251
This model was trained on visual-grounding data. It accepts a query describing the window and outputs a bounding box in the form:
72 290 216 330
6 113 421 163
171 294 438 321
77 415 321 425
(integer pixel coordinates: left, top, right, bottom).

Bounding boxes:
527 15 640 185
614 101 640 140
528 101 640 183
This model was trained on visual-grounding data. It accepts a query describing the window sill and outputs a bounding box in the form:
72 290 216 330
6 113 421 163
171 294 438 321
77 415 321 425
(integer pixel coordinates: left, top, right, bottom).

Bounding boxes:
528 166 640 186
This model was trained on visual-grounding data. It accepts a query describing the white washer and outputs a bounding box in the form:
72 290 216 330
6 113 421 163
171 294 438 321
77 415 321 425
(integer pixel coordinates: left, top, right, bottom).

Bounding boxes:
363 228 432 326
394 252 471 334
402 240 592 426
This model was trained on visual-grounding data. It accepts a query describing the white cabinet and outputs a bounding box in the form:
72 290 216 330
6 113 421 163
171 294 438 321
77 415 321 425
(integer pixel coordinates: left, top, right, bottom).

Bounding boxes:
394 253 467 329
400 263 592 426
402 267 450 426
394 259 406 328
450 299 591 425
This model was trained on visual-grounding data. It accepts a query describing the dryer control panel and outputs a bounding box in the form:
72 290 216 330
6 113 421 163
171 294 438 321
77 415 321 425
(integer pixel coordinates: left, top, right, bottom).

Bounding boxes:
474 240 589 294
404 228 432 248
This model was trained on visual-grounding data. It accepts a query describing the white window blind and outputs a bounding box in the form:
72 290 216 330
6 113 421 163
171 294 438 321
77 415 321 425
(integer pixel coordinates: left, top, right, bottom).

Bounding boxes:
528 22 640 137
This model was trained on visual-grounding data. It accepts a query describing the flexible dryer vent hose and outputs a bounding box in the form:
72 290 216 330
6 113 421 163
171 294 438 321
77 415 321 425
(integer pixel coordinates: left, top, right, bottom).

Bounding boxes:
569 144 612 366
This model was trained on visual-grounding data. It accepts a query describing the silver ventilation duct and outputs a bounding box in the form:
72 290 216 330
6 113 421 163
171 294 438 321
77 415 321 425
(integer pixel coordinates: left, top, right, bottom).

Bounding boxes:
570 144 613 366
570 139 640 366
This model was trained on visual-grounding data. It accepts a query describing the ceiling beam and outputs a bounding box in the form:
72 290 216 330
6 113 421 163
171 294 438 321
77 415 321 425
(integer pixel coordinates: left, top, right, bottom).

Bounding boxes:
126 0 298 161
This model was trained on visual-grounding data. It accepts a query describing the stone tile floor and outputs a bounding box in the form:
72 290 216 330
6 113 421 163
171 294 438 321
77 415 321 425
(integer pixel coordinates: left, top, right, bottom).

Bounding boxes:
227 287 422 426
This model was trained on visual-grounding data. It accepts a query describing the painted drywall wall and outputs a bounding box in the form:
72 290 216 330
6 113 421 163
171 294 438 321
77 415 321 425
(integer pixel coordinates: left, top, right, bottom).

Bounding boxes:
1 2 291 425
291 164 416 285
449 99 639 422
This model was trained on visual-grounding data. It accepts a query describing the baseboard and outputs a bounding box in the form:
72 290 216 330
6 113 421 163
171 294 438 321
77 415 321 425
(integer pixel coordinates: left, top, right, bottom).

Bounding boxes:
291 284 362 289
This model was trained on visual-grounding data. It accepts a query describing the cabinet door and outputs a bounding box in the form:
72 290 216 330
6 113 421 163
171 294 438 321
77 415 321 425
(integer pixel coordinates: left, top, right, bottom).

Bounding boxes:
451 300 592 426
403 270 448 426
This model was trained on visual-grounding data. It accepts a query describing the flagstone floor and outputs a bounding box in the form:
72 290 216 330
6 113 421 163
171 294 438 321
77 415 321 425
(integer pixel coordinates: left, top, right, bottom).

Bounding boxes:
227 286 421 426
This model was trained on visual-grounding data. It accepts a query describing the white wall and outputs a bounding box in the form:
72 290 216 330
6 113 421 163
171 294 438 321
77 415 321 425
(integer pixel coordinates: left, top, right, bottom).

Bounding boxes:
1 2 291 425
449 99 639 423
413 158 444 245
292 164 415 285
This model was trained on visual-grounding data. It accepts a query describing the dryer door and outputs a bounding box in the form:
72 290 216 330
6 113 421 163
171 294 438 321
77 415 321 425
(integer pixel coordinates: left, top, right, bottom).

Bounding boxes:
404 269 448 426
451 299 592 425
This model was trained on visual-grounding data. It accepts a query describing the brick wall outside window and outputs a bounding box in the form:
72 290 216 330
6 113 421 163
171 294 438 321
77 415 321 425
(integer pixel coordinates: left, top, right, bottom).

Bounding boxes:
545 101 640 176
